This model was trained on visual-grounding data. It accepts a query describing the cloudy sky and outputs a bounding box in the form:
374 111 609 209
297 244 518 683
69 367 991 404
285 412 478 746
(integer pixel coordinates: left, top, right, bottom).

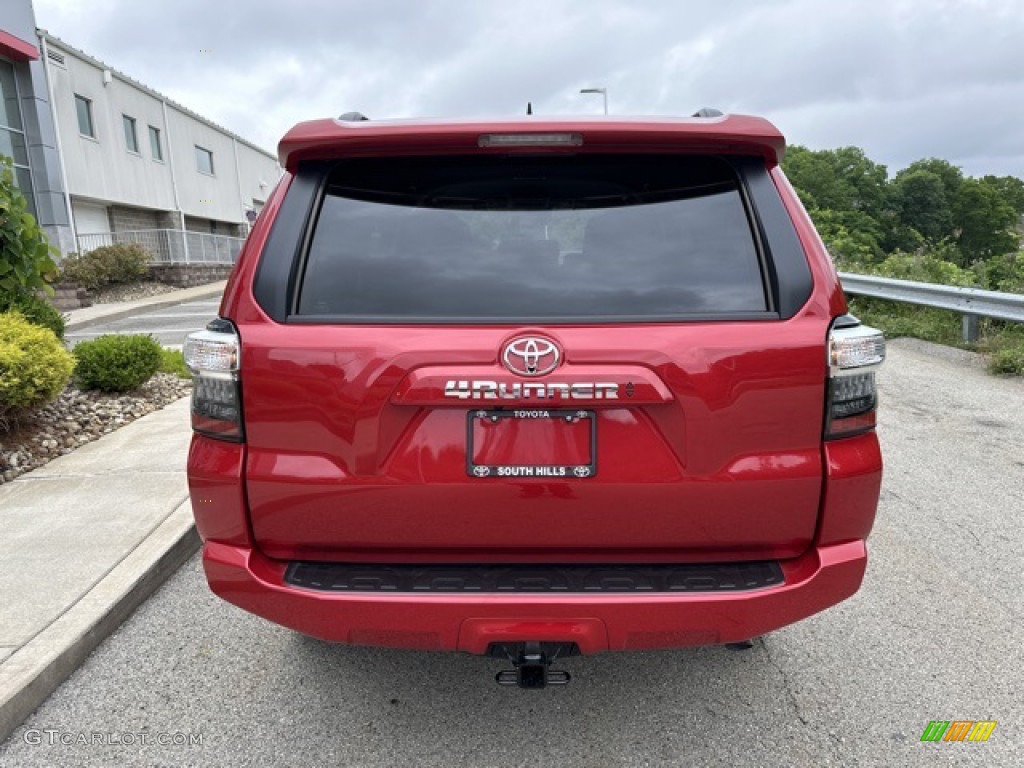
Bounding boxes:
31 0 1024 178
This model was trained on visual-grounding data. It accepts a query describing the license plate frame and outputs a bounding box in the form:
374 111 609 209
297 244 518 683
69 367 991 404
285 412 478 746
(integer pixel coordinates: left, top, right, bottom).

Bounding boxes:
466 408 597 479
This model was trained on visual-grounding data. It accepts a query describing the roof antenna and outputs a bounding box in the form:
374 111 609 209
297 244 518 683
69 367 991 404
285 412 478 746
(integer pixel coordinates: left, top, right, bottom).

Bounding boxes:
527 102 533 115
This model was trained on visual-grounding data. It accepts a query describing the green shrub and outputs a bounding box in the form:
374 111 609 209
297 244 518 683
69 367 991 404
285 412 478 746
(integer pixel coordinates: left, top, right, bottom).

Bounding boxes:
988 346 1024 375
871 247 977 287
103 243 151 284
73 334 162 392
971 251 1024 294
980 323 1024 375
0 292 66 339
57 252 101 289
159 348 191 380
59 243 151 290
0 155 59 302
848 298 964 347
0 311 74 421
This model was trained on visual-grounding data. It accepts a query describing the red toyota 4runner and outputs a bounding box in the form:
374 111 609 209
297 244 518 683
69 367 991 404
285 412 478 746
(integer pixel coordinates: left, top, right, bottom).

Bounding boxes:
185 112 884 687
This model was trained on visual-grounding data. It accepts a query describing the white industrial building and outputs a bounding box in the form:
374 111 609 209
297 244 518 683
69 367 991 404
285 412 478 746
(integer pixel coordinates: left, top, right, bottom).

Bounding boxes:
2 0 281 264
42 32 281 263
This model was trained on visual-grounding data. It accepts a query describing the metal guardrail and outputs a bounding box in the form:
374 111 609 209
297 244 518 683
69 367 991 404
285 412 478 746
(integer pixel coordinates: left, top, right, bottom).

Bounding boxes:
839 272 1024 342
75 229 245 265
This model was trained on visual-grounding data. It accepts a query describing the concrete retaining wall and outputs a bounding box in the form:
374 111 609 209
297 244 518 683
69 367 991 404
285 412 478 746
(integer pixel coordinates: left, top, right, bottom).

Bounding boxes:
51 283 92 312
149 264 233 288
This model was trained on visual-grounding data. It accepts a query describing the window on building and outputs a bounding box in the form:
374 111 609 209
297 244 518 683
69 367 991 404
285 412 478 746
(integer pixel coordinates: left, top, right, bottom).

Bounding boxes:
148 125 163 161
75 94 94 137
122 115 139 153
0 124 30 166
195 145 214 175
1 60 24 132
1 60 36 217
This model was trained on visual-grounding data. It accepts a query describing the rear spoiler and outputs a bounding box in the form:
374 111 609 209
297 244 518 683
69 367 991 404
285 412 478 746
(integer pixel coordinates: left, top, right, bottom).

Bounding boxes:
277 114 787 171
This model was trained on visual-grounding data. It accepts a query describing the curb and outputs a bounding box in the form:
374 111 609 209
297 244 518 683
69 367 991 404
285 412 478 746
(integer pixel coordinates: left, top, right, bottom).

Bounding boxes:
0 501 200 743
65 283 226 333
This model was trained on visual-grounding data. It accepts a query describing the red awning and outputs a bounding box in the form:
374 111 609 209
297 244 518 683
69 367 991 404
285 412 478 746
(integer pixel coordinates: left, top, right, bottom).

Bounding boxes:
0 29 40 61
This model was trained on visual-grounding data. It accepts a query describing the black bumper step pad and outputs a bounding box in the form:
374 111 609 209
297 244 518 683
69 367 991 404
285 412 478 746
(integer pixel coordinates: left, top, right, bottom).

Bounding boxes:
284 560 784 593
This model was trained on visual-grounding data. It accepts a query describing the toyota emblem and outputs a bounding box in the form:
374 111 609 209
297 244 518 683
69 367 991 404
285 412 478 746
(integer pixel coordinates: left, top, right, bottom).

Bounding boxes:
502 336 561 377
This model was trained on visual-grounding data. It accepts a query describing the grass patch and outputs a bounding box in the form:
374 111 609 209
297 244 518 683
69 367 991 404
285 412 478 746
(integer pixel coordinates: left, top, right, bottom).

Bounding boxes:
159 348 192 380
848 297 1024 376
987 346 1024 375
978 323 1024 375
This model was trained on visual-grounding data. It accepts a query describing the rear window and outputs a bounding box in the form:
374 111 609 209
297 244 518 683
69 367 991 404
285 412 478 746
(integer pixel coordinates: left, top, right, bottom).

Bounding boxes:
297 155 768 321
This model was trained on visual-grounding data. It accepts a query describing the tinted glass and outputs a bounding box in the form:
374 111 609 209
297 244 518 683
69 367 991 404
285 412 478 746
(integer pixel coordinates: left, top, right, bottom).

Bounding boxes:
0 127 29 166
122 115 138 152
149 125 162 160
75 95 93 137
298 155 767 320
196 146 214 174
0 60 22 131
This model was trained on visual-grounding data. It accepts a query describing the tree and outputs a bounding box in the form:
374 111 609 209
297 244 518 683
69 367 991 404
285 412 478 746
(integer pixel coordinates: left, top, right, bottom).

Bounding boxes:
0 155 58 301
807 208 887 265
898 158 964 203
783 145 888 218
782 145 889 262
890 169 953 243
782 144 1023 271
954 178 1018 263
980 175 1024 219
890 159 1022 263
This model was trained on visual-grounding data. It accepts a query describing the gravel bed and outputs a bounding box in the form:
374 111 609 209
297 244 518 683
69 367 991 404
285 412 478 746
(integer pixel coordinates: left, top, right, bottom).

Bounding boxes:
90 281 180 304
0 373 192 485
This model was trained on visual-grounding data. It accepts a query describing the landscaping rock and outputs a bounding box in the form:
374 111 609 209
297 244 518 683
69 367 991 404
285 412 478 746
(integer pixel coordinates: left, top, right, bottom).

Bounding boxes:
91 281 180 304
0 373 192 484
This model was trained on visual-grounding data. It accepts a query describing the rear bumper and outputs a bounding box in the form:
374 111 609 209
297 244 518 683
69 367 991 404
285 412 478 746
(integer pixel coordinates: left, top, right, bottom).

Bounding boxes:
202 539 867 653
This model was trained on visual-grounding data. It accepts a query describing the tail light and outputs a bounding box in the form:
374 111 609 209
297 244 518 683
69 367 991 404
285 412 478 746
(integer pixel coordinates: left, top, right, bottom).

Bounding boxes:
826 317 885 439
184 319 243 442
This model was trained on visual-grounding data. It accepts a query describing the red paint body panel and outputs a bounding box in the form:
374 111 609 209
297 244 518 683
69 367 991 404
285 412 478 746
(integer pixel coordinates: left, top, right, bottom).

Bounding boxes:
202 539 867 650
187 435 252 548
277 115 787 170
816 434 884 546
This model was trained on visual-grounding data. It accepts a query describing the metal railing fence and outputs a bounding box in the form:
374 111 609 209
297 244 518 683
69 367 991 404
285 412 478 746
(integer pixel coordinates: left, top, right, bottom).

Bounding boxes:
75 229 245 265
839 272 1024 342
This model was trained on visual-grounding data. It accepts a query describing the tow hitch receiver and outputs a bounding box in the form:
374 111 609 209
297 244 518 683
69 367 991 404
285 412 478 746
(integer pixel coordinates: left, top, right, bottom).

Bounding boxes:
490 641 577 688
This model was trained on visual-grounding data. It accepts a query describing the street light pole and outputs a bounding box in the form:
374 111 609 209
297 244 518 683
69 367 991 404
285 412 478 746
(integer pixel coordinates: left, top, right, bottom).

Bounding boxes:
579 87 608 114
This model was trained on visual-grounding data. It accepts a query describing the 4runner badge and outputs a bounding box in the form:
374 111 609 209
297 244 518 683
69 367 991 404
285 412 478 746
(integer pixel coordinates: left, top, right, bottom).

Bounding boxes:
444 380 619 401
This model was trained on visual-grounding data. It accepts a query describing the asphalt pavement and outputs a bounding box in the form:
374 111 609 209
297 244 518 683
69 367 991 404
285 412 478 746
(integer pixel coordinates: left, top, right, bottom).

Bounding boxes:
63 300 220 349
64 290 223 349
0 337 1020 767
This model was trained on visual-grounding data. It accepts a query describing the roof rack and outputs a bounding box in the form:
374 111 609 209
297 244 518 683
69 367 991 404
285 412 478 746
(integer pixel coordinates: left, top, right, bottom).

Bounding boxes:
692 108 724 118
337 112 370 122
